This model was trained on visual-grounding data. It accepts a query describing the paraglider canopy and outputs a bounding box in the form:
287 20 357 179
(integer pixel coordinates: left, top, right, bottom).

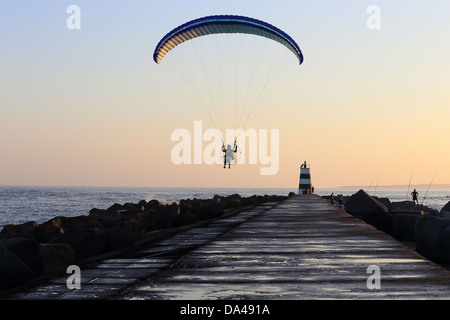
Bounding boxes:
154 15 304 65
153 14 304 164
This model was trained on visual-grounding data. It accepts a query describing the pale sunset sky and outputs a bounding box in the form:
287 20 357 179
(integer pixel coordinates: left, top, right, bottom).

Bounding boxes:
1 1 449 189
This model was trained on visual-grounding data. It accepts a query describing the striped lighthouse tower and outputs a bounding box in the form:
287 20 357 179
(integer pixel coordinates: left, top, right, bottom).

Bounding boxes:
298 161 313 195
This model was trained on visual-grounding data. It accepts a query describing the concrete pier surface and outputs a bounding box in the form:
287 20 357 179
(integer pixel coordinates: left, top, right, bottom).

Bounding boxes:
5 195 450 300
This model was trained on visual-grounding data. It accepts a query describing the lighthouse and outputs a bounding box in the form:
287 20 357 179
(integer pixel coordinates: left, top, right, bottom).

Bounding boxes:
298 161 313 195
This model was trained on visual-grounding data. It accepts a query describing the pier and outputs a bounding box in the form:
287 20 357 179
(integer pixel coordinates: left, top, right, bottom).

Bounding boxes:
5 195 450 300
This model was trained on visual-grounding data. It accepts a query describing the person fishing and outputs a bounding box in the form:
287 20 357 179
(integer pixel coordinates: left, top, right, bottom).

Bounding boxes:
222 139 238 169
330 193 335 205
411 189 419 205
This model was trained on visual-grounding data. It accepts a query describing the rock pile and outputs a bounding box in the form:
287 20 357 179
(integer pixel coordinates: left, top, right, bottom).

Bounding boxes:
413 200 450 263
0 193 287 291
337 189 450 265
415 215 450 263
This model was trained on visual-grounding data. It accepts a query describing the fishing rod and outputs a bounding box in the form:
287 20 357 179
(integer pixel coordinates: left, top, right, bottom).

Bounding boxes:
367 175 377 193
421 166 440 206
372 177 379 196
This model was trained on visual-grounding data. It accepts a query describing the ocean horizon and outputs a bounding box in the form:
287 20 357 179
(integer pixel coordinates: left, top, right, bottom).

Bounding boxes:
1 185 450 230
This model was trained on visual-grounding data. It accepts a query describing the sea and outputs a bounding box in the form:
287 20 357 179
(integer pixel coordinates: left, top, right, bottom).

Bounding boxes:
1 186 450 230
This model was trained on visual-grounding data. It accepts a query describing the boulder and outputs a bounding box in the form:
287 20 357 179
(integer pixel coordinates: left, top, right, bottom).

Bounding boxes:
137 199 147 207
38 243 76 274
122 202 141 214
95 210 146 248
390 214 420 241
441 201 450 212
48 233 82 253
191 203 211 220
104 226 135 252
390 201 439 215
440 201 450 220
123 216 146 240
415 215 450 263
344 189 391 234
265 195 287 202
151 215 173 231
224 194 242 208
0 237 44 276
372 196 391 208
344 189 389 215
96 211 127 227
179 200 192 213
145 199 162 210
0 246 33 290
89 208 106 217
390 200 416 209
0 221 38 239
240 195 257 206
34 218 65 243
174 211 198 227
53 215 99 232
441 211 450 220
166 204 180 215
49 229 108 261
106 203 124 212
77 230 108 259
256 195 268 203
204 201 224 218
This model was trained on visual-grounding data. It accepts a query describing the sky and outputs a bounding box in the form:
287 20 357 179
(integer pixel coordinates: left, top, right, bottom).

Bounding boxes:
1 1 450 189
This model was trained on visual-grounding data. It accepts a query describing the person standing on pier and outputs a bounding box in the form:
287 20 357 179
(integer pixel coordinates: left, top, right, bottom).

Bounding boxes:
338 194 344 207
411 189 419 205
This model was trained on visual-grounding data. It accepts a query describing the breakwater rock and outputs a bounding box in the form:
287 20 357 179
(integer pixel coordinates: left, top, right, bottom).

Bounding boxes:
328 189 450 265
415 215 450 263
0 193 287 291
440 201 450 220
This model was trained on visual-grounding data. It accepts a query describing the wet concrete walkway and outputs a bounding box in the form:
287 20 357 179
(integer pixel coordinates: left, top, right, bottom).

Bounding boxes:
7 195 450 300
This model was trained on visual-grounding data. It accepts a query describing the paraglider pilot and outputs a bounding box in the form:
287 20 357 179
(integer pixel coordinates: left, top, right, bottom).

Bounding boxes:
222 139 238 169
